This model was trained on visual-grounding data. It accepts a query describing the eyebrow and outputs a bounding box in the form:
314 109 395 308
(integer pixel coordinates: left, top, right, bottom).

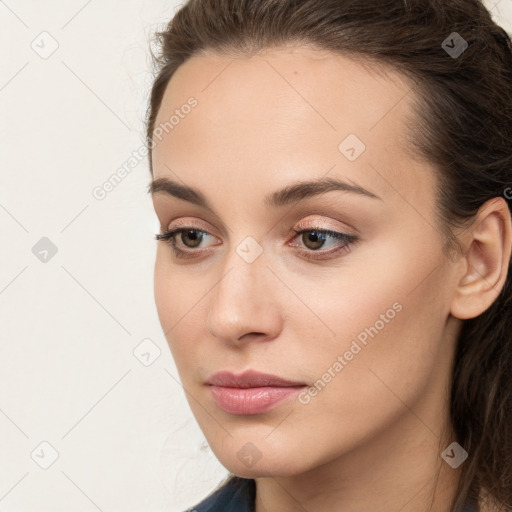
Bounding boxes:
147 175 382 213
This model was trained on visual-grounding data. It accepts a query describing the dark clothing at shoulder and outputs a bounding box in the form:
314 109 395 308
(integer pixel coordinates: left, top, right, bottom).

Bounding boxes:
185 476 255 512
184 476 478 512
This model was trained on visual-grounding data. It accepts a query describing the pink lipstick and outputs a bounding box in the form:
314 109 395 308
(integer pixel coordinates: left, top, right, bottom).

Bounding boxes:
205 370 307 415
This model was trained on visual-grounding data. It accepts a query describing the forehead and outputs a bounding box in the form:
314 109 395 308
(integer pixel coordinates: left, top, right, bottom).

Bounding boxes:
151 45 436 211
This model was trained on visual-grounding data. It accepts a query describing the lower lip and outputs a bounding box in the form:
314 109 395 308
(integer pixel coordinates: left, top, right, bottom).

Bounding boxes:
209 385 306 415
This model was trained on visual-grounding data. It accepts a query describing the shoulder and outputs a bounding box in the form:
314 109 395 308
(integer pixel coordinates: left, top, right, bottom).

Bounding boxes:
184 476 256 512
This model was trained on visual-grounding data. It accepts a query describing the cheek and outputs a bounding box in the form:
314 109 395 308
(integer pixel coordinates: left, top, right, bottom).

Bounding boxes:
271 298 446 474
153 252 193 355
153 251 212 373
153 255 175 331
292 240 448 421
153 249 196 329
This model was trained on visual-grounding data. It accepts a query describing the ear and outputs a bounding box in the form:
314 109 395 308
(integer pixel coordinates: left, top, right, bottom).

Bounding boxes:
450 197 512 320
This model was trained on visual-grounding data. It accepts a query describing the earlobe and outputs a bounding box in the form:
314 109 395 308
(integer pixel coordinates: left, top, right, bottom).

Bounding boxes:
450 197 512 320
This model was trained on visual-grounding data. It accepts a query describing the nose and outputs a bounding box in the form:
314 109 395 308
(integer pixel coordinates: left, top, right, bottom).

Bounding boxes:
206 249 283 345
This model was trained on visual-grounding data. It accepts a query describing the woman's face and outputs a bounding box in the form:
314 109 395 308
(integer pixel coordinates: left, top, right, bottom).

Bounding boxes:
150 46 463 478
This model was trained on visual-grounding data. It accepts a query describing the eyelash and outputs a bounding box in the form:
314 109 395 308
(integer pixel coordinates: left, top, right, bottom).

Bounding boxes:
154 225 358 261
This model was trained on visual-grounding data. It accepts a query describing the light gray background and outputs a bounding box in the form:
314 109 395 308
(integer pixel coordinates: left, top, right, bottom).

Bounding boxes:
1 1 510 511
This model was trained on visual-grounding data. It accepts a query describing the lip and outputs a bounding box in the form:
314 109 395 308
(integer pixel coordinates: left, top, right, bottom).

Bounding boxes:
205 370 307 415
205 370 307 388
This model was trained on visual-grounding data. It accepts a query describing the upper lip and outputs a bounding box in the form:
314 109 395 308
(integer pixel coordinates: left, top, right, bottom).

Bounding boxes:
205 370 307 388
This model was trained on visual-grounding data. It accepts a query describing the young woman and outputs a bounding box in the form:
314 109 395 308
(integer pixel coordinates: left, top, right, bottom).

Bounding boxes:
145 0 512 510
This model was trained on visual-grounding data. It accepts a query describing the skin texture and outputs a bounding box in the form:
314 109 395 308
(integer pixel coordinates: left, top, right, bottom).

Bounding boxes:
150 46 511 512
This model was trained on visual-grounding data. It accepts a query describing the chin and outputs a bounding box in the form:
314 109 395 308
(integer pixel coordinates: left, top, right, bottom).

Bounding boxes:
215 445 315 479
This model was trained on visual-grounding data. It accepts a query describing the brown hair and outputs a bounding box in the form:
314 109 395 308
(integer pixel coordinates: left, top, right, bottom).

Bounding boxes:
145 1 512 510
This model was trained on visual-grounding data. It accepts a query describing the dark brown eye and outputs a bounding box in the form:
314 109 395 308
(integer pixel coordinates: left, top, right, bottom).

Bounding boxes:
179 229 204 248
290 228 359 261
301 230 328 250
